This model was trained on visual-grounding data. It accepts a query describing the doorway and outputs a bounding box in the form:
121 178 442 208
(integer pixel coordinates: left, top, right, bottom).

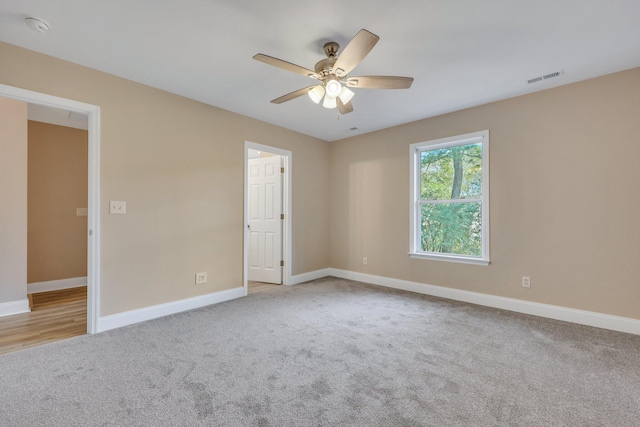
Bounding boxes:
244 142 292 295
0 84 101 335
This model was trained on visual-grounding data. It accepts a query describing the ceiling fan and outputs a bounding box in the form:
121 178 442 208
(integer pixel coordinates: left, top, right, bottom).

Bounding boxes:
253 29 414 115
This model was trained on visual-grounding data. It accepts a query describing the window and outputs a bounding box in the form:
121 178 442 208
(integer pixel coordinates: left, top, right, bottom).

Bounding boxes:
409 130 489 265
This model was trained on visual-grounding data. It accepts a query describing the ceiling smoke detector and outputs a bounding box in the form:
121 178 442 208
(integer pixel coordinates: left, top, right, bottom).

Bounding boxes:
25 17 50 33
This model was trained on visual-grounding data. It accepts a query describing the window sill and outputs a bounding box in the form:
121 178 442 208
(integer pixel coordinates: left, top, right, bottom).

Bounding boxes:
408 252 490 266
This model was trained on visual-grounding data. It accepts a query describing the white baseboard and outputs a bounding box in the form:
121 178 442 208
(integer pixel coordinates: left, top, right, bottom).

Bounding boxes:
94 268 640 336
289 268 332 286
0 298 30 317
97 287 245 333
328 268 640 336
28 277 87 294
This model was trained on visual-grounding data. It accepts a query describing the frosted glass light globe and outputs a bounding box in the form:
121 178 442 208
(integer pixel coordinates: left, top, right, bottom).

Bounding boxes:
325 79 342 98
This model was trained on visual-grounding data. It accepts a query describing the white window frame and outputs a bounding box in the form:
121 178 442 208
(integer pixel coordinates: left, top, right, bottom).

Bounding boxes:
409 130 490 266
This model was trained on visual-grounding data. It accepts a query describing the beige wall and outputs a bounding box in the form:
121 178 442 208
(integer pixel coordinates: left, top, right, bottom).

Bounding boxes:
4 40 637 323
0 97 28 304
330 67 640 320
0 42 330 316
27 121 88 283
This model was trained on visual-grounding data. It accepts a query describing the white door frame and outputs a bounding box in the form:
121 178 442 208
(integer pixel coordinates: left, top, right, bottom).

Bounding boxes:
243 141 291 294
0 84 101 334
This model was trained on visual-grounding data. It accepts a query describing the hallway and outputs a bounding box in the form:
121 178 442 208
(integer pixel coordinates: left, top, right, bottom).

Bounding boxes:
0 287 86 355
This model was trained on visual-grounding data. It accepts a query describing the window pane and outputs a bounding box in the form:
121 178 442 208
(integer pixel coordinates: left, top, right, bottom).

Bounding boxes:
420 202 482 256
420 143 483 200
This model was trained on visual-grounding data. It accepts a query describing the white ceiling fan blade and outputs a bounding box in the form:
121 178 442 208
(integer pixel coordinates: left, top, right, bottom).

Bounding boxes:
346 76 414 89
333 29 379 77
253 54 320 80
271 86 317 104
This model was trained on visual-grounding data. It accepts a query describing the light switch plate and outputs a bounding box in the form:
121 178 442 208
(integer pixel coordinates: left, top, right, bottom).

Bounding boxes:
110 201 126 215
76 208 88 216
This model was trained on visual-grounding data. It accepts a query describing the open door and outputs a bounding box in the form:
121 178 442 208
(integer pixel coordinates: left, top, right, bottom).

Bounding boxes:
247 154 283 284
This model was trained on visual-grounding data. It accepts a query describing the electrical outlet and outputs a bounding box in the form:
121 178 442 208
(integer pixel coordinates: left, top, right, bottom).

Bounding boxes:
522 276 531 288
363 257 368 265
76 207 88 216
109 201 126 215
195 272 207 285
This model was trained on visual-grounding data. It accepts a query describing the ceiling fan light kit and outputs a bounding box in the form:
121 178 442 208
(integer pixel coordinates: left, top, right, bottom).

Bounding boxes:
325 78 342 97
253 29 414 115
323 95 337 109
339 86 355 104
308 85 325 104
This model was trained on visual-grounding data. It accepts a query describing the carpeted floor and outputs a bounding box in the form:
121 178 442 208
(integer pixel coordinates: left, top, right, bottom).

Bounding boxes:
1 277 638 426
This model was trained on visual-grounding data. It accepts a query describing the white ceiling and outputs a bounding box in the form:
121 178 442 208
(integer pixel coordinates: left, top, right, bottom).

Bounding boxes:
1 0 639 142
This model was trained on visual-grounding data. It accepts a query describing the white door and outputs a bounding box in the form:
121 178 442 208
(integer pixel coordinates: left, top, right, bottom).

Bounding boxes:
248 155 282 284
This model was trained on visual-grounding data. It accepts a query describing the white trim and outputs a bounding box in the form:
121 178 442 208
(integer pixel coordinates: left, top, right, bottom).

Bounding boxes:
0 84 101 334
243 142 293 291
28 277 87 294
289 268 332 285
0 299 30 317
328 268 640 336
408 252 490 266
97 287 245 332
86 102 101 335
419 197 482 205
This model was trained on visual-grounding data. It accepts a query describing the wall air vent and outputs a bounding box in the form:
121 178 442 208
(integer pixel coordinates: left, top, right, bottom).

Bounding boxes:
527 70 564 84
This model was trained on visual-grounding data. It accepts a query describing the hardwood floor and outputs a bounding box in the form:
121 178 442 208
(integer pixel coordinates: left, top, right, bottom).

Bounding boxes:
248 281 280 294
0 284 278 355
0 287 87 355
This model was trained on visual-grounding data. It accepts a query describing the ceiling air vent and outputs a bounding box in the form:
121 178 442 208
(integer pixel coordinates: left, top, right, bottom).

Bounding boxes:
527 70 564 84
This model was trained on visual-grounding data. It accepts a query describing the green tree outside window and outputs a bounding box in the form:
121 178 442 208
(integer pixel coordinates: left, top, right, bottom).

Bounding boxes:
419 143 483 256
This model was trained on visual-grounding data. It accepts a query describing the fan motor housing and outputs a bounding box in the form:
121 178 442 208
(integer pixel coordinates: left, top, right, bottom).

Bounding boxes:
315 42 340 76
315 58 337 76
